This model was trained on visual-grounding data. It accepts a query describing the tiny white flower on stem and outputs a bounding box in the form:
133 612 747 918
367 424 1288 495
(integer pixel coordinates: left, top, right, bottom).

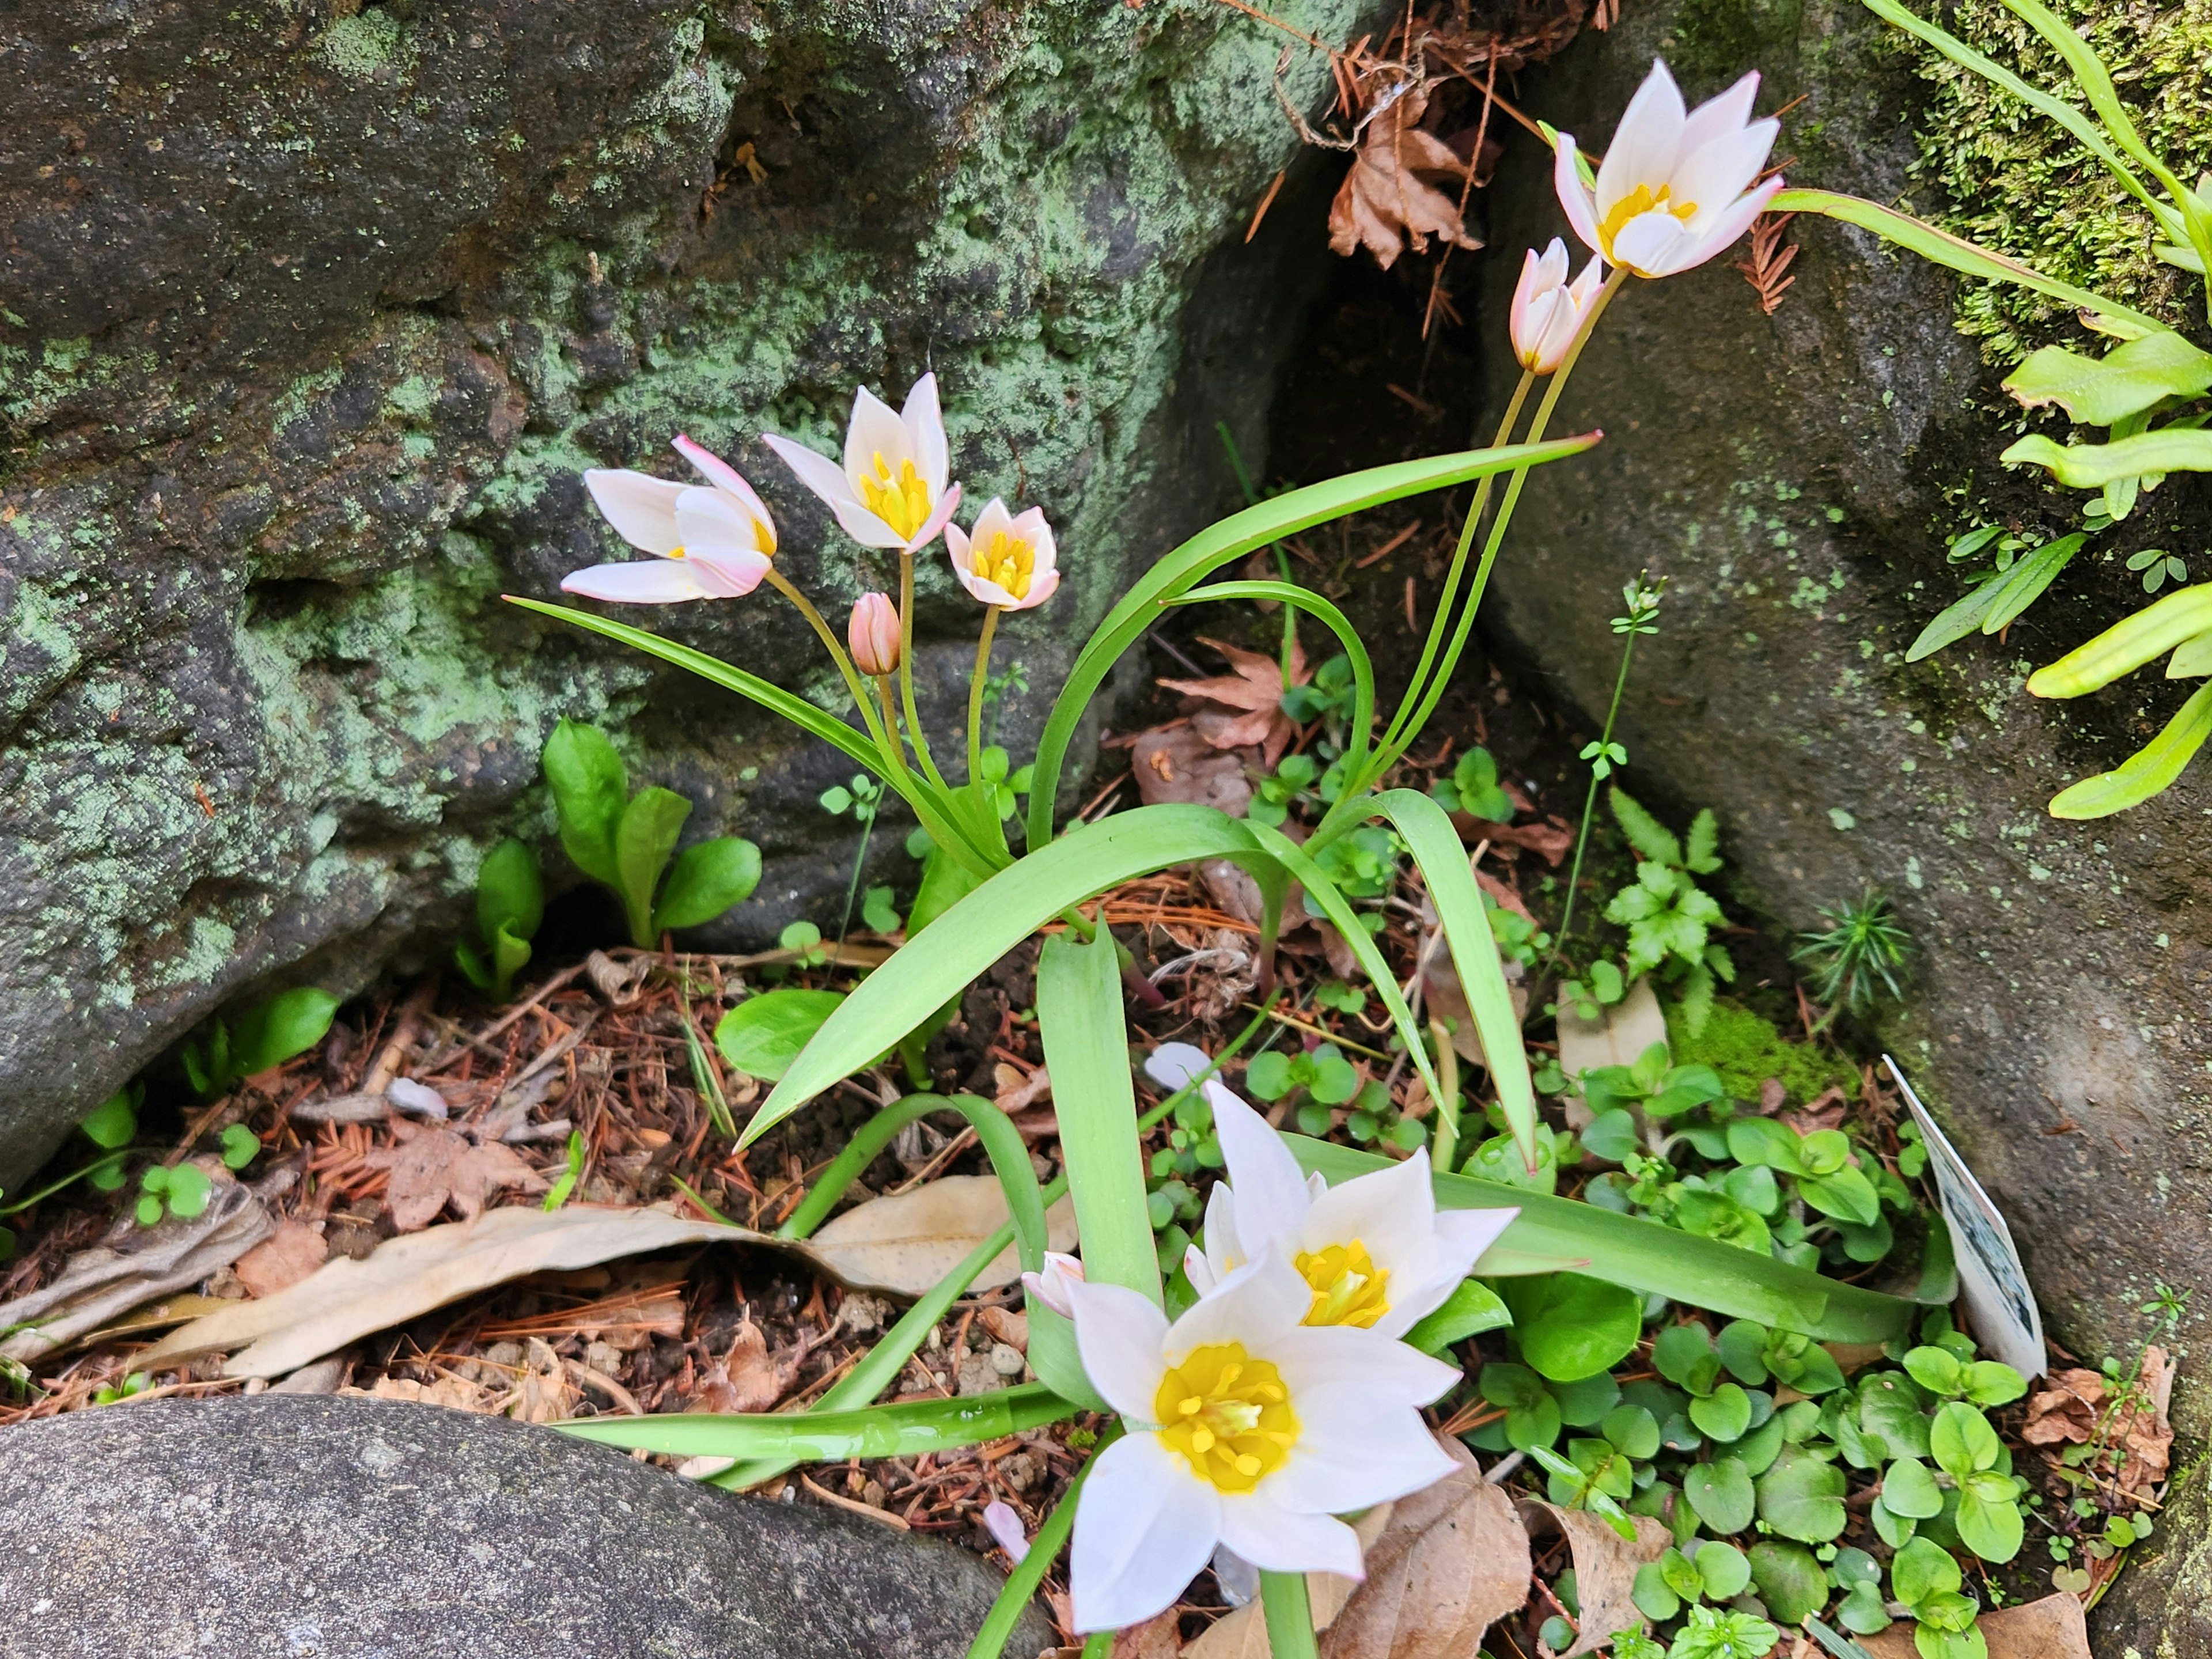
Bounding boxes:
762 372 961 553
1021 1251 1086 1319
564 434 778 603
1510 238 1607 374
946 498 1059 611
1553 59 1782 279
1144 1044 1517 1339
847 592 901 676
1064 1253 1459 1633
982 1499 1031 1564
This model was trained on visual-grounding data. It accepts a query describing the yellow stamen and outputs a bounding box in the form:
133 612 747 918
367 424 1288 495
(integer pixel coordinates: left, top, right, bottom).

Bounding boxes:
858 450 933 542
1293 1240 1391 1329
1153 1343 1298 1495
1596 182 1698 257
971 528 1034 600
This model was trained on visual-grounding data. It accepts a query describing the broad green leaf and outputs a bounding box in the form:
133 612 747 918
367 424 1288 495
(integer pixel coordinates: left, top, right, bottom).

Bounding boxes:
1889 1536 1961 1608
1024 438 1601 850
1654 1323 1723 1395
1683 1456 1756 1534
2048 681 2212 817
2004 427 2212 488
1296 1138 1920 1343
1799 1165 1883 1228
1882 1456 1944 1519
165 1162 213 1219
2029 583 2212 696
907 841 984 934
1690 1383 1753 1443
1403 1278 1512 1354
1929 1402 2002 1476
748 805 1271 1142
1370 789 1537 1167
1631 1562 1681 1623
218 1123 260 1170
1963 1361 2028 1406
475 836 544 942
1902 1346 1964 1396
1502 1272 1642 1381
1726 1118 1807 1176
490 923 533 1002
653 836 762 933
228 988 340 1079
1860 1373 1933 1460
1604 1403 1662 1461
79 1090 138 1151
2168 628 2212 677
560 1381 1073 1462
1037 929 1160 1306
2005 331 2212 425
1748 1541 1825 1624
1696 1540 1752 1601
1716 1320 1769 1385
717 990 846 1081
1757 1445 1848 1542
540 718 629 884
1956 1478 2025 1562
615 787 691 946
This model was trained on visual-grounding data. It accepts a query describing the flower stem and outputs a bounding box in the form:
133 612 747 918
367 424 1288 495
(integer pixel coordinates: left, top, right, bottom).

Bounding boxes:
1260 1571 1320 1659
968 604 1001 787
961 1420 1126 1659
897 551 953 792
1556 619 1642 952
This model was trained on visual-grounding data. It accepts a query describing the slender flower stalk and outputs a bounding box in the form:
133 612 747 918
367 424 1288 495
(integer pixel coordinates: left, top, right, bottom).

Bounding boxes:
968 604 1001 788
1558 575 1665 949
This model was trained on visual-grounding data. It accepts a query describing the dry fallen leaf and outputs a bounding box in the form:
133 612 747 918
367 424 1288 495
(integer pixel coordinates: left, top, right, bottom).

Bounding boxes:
1861 1592 2089 1659
806 1176 1079 1297
1554 976 1669 1128
1159 635 1309 767
363 1122 546 1232
1115 1609 1184 1659
1517 1500 1669 1659
1183 1506 1396 1659
2023 1349 2174 1499
512 1335 578 1424
233 1220 329 1299
1461 817 1574 867
693 1316 798 1415
361 1373 490 1413
1328 89 1481 270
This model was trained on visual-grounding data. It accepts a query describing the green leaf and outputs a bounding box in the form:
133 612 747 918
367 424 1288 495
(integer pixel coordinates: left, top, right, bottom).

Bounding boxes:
1962 1361 2027 1407
1726 1118 1808 1177
218 1123 259 1171
1800 1165 1883 1228
79 1090 138 1151
1655 1323 1722 1393
1695 1540 1752 1602
1580 1108 1640 1164
1979 533 2085 635
475 836 544 942
1631 1562 1682 1623
164 1162 213 1220
614 787 691 947
1403 1278 1512 1354
1860 1373 1933 1460
1883 1456 1944 1520
653 836 762 933
1757 1445 1848 1542
1604 1403 1662 1460
2004 427 2212 488
490 923 533 1003
1929 1402 2002 1476
1502 1272 1642 1381
1038 929 1161 1306
1902 1346 1964 1396
1956 1479 2025 1563
2005 331 2212 425
135 1194 164 1228
1748 1541 1826 1624
716 990 846 1082
1716 1321 1770 1387
1690 1383 1753 1443
1889 1536 1961 1609
228 988 339 1080
1609 787 1683 866
2047 680 2212 818
541 718 630 885
2028 582 2212 696
559 1381 1074 1462
1683 1456 1757 1535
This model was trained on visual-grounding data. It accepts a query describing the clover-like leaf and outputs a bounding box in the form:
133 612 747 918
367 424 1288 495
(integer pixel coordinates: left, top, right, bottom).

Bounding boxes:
1682 1455 1756 1535
1756 1444 1847 1543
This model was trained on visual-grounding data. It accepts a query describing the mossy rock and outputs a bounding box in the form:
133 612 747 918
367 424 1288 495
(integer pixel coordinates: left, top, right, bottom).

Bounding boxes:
1665 998 1859 1105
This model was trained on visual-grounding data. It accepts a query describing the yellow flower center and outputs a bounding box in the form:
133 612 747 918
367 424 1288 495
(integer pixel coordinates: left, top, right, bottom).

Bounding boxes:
971 528 1035 601
1294 1240 1391 1328
1596 182 1699 257
859 450 933 541
1153 1343 1298 1494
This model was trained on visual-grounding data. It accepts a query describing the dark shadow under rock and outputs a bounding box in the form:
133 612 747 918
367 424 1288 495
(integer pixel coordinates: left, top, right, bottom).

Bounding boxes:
0 1394 1051 1659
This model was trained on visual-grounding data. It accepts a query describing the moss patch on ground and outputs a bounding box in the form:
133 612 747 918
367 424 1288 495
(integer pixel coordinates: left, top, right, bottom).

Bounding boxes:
1665 995 1862 1104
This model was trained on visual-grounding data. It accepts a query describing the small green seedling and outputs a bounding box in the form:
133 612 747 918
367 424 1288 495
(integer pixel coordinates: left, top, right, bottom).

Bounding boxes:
543 718 762 949
1889 1537 1984 1659
542 1130 587 1210
1244 1043 1362 1135
137 1161 214 1228
1430 744 1515 820
455 837 545 1002
93 1372 151 1406
181 986 340 1102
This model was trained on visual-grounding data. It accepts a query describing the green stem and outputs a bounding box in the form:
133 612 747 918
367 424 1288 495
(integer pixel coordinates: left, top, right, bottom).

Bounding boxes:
897 551 953 792
964 1421 1126 1659
968 604 1001 788
766 566 882 750
0 1147 131 1215
833 786 877 952
1556 620 1642 950
1260 1571 1320 1659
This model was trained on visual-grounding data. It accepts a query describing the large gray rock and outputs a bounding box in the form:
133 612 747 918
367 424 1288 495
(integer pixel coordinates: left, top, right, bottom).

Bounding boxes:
0 1393 1054 1658
1476 2 2212 1425
0 0 1362 1185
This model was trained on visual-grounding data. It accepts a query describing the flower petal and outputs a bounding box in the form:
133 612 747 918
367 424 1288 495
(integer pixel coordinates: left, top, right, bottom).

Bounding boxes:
1679 68 1761 158
902 478 962 554
843 384 915 499
1610 210 1695 278
1218 1492 1365 1578
1298 1148 1438 1283
560 559 710 604
902 370 950 499
685 550 774 597
675 486 770 554
1670 173 1785 274
1066 1278 1172 1422
1070 1433 1221 1633
1672 120 1779 237
1434 1205 1520 1271
1267 1385 1459 1515
1553 136 1604 257
1270 1324 1461 1407
1594 58 1686 217
672 434 776 539
1144 1043 1215 1090
1165 1252 1309 1359
584 469 685 554
1200 1179 1245 1281
762 433 863 514
1004 564 1059 611
1207 1085 1313 1265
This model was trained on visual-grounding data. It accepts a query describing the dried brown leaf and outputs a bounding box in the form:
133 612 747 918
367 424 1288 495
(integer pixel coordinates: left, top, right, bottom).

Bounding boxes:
1517 1499 1669 1658
1134 725 1255 816
692 1316 795 1415
1462 817 1574 866
1328 89 1480 270
512 1335 577 1424
2022 1368 2105 1445
805 1176 1079 1296
362 1373 490 1413
233 1220 329 1299
1115 1609 1184 1659
1861 1592 2089 1659
362 1122 544 1232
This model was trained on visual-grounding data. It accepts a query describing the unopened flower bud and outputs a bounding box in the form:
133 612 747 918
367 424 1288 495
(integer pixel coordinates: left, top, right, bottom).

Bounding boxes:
849 592 901 676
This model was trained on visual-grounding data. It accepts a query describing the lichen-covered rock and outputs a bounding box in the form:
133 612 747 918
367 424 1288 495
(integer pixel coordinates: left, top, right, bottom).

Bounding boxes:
1478 0 2212 1433
0 1393 1054 1657
0 0 1362 1185
2095 1453 2212 1656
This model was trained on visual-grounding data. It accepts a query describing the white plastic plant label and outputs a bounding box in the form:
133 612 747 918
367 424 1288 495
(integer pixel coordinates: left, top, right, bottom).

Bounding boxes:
1883 1056 2047 1381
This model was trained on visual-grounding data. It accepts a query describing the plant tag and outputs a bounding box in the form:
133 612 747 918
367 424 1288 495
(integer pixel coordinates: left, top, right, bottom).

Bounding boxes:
1883 1056 2046 1380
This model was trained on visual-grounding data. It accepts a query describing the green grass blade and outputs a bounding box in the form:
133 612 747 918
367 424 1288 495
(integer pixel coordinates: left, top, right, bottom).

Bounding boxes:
557 1381 1074 1462
1172 580 1376 781
2048 681 2212 817
1771 189 2162 335
744 805 1270 1142
1369 789 1536 1169
1038 929 1161 1306
2027 583 2212 695
1290 1138 1920 1342
1024 438 1601 849
2002 427 2212 488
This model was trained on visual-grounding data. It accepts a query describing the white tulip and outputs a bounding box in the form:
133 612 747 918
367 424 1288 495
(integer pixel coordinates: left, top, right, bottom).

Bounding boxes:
563 434 777 604
945 497 1060 611
1063 1252 1459 1632
762 371 961 553
1510 238 1607 374
1143 1044 1517 1339
1553 59 1782 279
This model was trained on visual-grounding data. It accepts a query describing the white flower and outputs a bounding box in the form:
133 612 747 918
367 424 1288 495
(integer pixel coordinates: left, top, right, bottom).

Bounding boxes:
1144 1044 1517 1339
564 434 779 604
1510 238 1607 374
1021 1250 1086 1319
1064 1253 1459 1632
762 372 961 553
1553 59 1782 279
945 498 1060 611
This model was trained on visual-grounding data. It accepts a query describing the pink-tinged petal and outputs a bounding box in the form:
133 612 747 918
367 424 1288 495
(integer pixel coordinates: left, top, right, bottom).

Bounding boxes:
675 486 770 555
1610 210 1695 277
1066 1278 1172 1421
560 559 710 604
1679 68 1762 157
685 549 773 597
672 434 775 538
1267 1387 1459 1515
1200 1178 1245 1282
1207 1086 1313 1265
1554 136 1604 256
1144 1043 1215 1090
843 384 915 498
1673 120 1779 236
1269 1325 1461 1407
1669 173 1785 273
1022 1252 1086 1319
902 370 950 499
1070 1435 1221 1633
1165 1253 1308 1359
762 433 864 514
584 469 685 554
1217 1494 1364 1578
1183 1241 1218 1297
1594 59 1687 217
902 478 962 554
1002 564 1059 611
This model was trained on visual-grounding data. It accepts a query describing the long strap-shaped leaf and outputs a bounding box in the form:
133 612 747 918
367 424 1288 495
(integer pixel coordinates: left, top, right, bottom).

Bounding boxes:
557 1380 1074 1461
1290 1139 1921 1343
1771 189 2162 336
1171 580 1377 782
1039 929 1163 1306
2027 582 2212 695
746 804 1272 1141
1369 789 1537 1170
2002 428 2212 489
2048 681 2212 818
1024 438 1600 849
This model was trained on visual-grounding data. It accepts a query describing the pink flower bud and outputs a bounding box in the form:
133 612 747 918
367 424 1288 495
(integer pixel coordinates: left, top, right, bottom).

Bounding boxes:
849 592 901 676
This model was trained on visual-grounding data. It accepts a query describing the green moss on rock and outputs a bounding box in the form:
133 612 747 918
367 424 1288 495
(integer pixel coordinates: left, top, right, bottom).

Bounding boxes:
1665 997 1862 1104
